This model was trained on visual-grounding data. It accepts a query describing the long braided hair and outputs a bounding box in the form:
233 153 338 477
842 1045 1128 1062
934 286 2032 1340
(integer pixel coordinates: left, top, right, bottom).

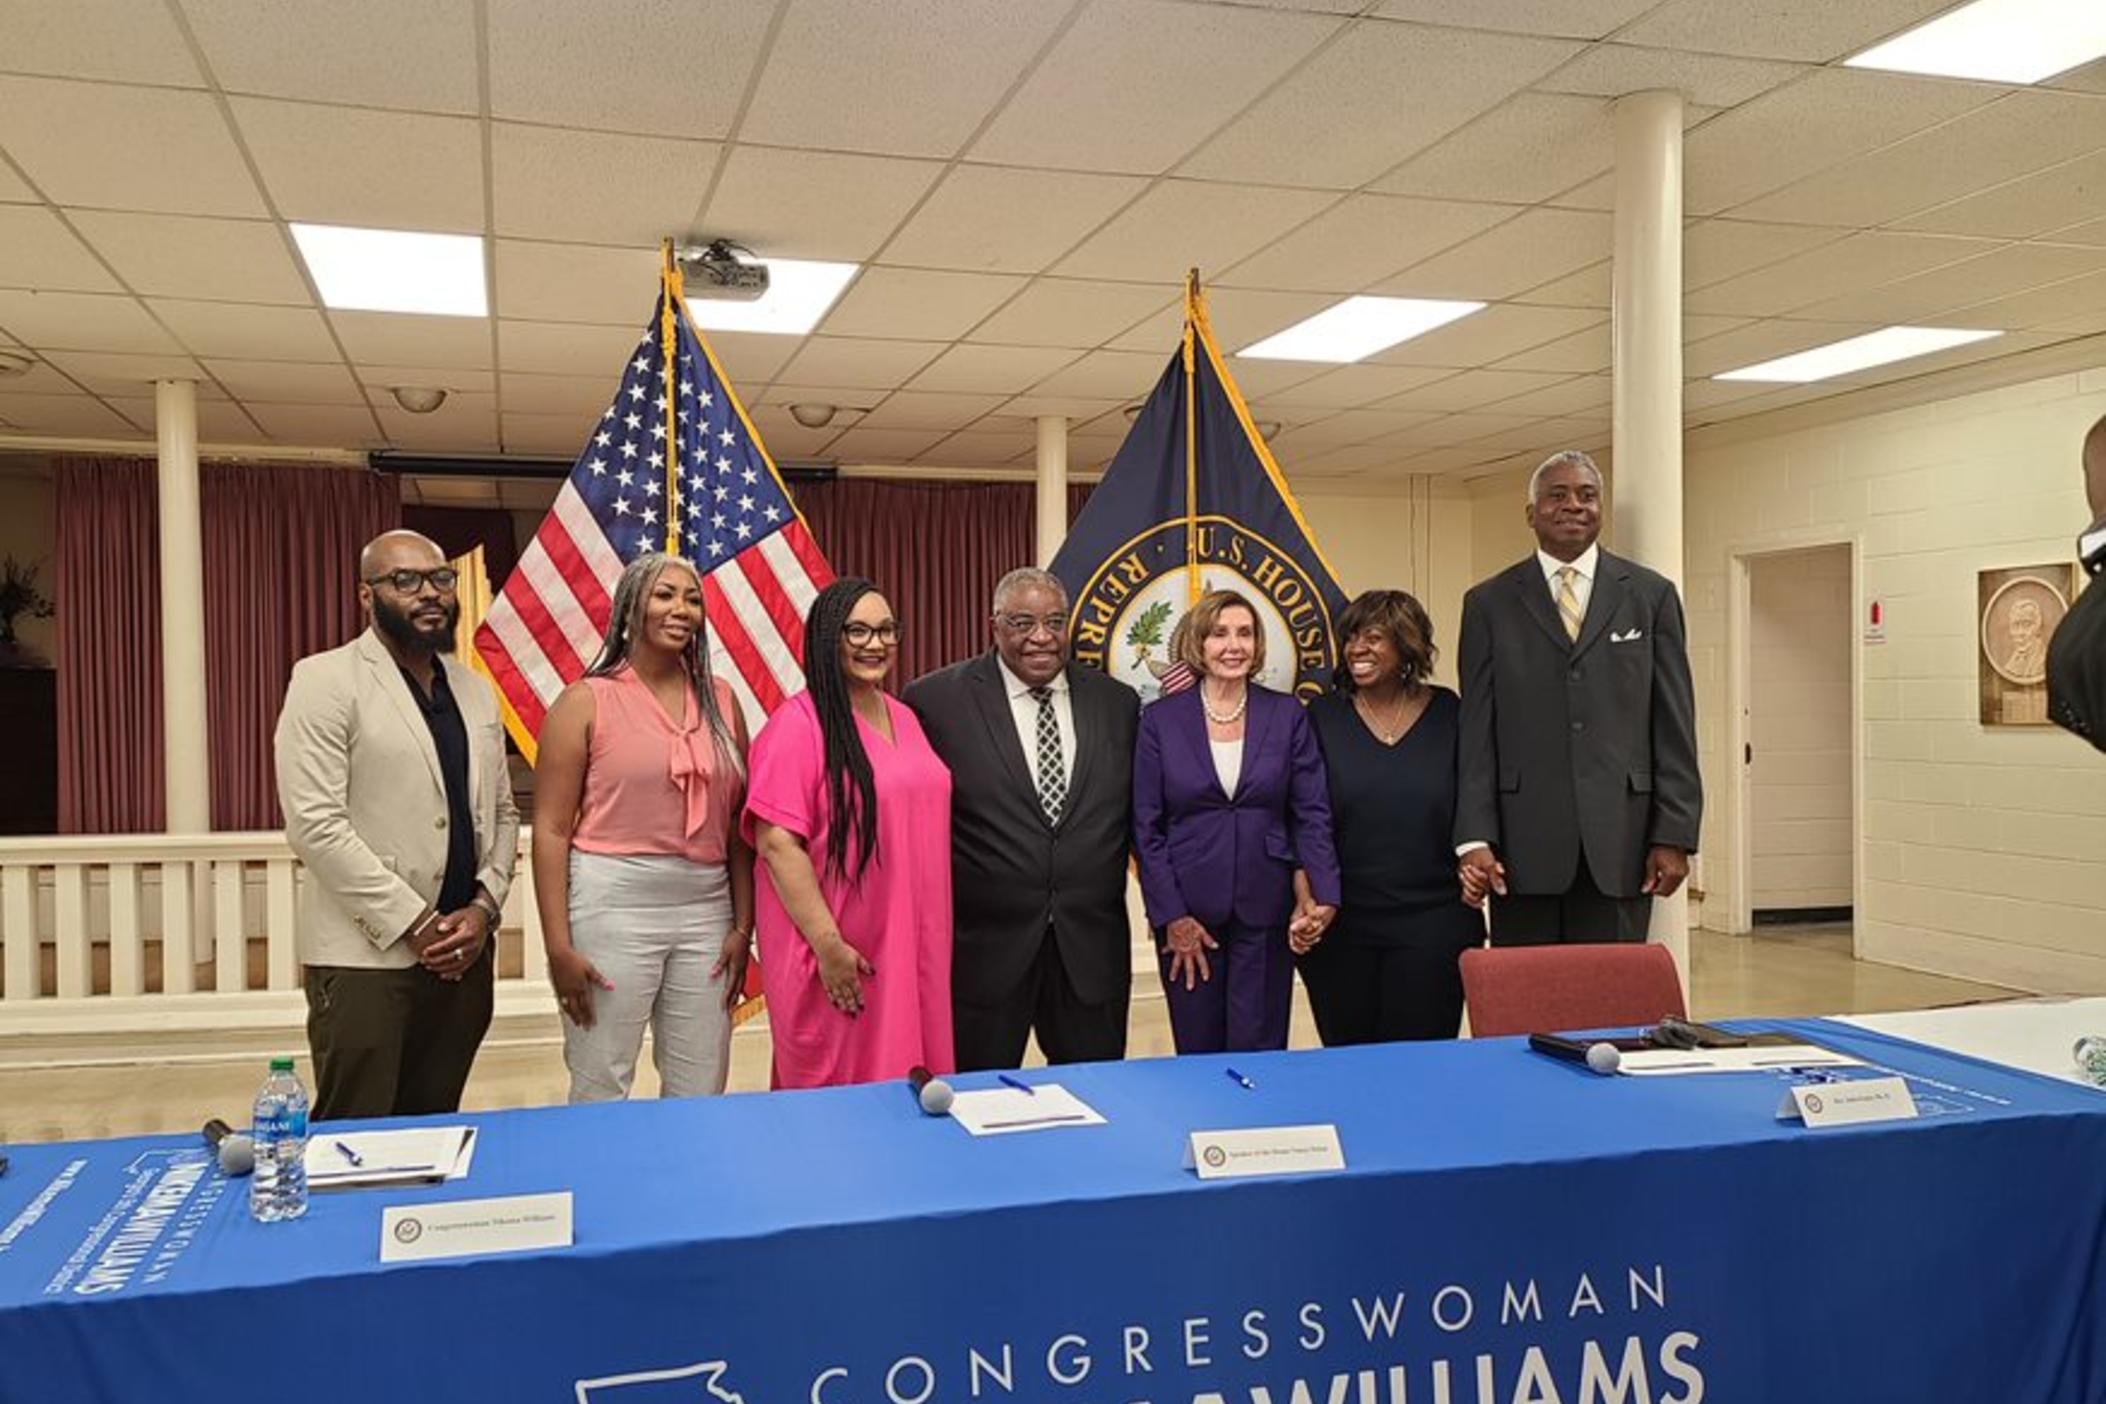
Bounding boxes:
803 577 883 881
585 553 743 779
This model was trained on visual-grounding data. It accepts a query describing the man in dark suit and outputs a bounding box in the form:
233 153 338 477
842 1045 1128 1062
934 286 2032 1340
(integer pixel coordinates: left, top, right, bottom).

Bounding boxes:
903 567 1141 1069
1455 451 1702 945
2048 413 2106 752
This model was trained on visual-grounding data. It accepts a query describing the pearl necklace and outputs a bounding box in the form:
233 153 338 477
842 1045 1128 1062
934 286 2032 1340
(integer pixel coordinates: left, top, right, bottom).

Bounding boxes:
1201 685 1248 726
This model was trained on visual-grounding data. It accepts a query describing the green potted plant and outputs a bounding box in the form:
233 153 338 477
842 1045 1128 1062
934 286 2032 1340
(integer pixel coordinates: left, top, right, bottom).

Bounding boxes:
0 556 55 669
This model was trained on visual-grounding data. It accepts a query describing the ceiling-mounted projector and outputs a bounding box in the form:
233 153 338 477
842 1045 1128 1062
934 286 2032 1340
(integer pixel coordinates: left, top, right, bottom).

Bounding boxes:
677 240 770 302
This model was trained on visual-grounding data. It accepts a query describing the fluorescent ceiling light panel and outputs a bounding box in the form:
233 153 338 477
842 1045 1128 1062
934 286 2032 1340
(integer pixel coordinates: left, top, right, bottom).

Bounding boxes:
290 223 487 317
1714 326 2002 382
1238 296 1485 363
685 260 860 336
1845 0 2106 84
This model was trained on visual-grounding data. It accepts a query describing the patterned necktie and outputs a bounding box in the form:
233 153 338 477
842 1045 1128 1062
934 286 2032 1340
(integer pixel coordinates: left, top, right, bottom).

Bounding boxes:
1550 564 1583 644
1555 565 1584 643
1029 686 1066 824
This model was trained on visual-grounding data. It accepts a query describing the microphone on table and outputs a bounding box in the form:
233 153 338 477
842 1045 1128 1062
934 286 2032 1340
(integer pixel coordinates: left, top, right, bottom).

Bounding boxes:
907 1065 954 1116
203 1118 255 1176
1526 1033 1622 1075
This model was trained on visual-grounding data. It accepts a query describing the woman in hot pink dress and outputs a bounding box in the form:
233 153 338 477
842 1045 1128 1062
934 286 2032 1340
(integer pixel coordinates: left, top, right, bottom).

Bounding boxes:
744 577 954 1088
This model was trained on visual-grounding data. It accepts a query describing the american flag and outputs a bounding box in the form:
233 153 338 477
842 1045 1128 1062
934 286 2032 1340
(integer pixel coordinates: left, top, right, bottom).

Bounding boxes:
474 287 833 752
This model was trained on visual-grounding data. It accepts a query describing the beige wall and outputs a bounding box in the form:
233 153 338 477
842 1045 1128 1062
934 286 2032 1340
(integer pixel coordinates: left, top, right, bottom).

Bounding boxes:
0 458 57 666
1685 368 2106 994
1747 545 1853 913
1294 477 1473 689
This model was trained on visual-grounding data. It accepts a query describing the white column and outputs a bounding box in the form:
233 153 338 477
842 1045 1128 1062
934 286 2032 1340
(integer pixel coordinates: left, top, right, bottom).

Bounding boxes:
1611 90 1691 981
1035 414 1069 567
156 378 211 833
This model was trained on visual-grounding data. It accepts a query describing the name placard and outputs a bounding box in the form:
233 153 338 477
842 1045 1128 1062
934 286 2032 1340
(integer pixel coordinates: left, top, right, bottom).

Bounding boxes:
380 1190 573 1264
1783 1077 1919 1129
1186 1125 1345 1180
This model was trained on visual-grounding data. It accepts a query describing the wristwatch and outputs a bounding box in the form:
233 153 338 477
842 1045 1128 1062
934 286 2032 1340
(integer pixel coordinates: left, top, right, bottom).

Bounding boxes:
471 895 503 927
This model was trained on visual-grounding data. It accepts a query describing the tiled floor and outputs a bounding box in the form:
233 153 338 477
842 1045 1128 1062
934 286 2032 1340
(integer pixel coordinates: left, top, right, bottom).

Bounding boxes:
0 925 2015 1145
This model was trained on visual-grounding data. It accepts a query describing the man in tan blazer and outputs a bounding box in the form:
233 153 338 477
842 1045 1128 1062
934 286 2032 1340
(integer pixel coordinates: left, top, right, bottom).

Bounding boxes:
275 530 520 1120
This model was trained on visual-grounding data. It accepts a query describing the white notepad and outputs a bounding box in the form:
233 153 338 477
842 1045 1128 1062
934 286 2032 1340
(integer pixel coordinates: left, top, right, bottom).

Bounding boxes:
307 1125 477 1189
947 1084 1106 1136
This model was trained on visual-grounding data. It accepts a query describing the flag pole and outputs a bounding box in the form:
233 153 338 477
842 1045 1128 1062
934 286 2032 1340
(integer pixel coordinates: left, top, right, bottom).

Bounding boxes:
661 240 684 557
1183 268 1202 606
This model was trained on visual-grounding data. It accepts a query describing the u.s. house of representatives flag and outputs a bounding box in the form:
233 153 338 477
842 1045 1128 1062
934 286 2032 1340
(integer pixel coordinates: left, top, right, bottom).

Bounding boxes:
474 267 833 758
1051 276 1348 703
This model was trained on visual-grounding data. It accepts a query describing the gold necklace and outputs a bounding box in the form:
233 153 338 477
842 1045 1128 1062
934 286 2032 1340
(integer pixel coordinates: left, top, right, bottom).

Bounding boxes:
1354 686 1413 744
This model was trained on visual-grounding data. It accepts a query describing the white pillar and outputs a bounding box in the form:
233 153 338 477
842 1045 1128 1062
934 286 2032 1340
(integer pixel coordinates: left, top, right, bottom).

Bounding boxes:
1035 415 1069 567
156 379 210 833
1611 90 1691 982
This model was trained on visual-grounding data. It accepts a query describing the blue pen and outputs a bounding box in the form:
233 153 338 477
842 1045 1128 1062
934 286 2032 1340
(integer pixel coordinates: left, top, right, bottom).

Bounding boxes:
333 1140 364 1167
997 1073 1036 1096
1225 1067 1255 1090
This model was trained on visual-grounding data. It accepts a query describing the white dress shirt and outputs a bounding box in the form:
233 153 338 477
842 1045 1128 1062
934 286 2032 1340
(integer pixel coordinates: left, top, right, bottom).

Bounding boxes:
998 656 1076 790
1210 738 1244 798
1537 542 1599 620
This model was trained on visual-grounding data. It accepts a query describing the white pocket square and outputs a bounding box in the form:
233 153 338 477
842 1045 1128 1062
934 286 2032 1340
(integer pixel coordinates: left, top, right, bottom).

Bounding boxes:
1611 628 1644 643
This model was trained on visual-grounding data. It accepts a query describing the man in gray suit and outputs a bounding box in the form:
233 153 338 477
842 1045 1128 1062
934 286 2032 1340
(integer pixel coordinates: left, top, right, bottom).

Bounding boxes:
275 530 519 1119
1455 451 1701 944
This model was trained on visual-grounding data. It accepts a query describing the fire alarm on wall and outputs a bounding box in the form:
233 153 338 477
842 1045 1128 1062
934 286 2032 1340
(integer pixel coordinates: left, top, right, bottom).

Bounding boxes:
1865 597 1887 644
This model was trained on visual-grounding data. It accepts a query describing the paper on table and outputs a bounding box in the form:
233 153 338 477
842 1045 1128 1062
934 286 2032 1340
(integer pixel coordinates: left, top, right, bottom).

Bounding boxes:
1617 1044 1864 1077
948 1084 1105 1137
308 1126 475 1188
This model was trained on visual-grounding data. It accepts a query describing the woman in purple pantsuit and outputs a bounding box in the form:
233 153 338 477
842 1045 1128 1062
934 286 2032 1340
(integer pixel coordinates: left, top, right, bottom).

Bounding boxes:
1133 589 1341 1053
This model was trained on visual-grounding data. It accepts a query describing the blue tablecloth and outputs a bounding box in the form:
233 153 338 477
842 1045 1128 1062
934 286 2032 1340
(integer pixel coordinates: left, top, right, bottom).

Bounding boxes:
4 1019 2104 1404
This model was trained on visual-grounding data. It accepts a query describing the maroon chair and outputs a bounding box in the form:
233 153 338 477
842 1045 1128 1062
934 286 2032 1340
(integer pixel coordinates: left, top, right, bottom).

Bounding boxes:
1459 944 1687 1038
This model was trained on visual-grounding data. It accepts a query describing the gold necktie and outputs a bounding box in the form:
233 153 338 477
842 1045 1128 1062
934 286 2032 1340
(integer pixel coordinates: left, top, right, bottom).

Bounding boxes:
1556 566 1583 642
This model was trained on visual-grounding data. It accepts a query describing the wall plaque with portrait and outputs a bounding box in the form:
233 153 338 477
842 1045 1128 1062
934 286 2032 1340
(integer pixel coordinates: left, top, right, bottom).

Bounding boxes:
1979 564 2076 726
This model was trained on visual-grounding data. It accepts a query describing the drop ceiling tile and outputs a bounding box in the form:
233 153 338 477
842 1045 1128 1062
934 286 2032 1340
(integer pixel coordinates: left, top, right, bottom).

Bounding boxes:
969 280 1176 349
493 241 662 324
502 412 600 457
0 208 117 293
906 344 1081 395
1370 0 1656 39
1208 357 1335 399
1684 68 1999 216
1684 230 1997 317
1611 0 1956 63
706 147 943 263
2045 56 2106 95
1376 367 1571 413
1460 415 1604 457
998 395 1127 423
1511 259 1611 308
1051 181 1336 282
703 331 803 388
1380 412 1543 448
204 359 364 405
1219 195 1512 293
853 391 1007 432
1940 269 2106 333
0 391 145 435
40 349 209 396
0 0 202 85
97 397 259 442
1893 149 2106 241
329 311 494 370
1535 44 1806 108
374 392 501 453
1375 92 1612 204
246 402 383 445
1374 208 1612 301
1793 242 2106 325
745 0 1068 157
1684 219 1847 290
357 365 495 397
880 166 1149 274
1681 318 1879 378
1729 91 2106 230
1025 348 1178 401
743 405 850 459
1369 303 1605 368
1492 321 1611 373
775 336 948 391
497 319 650 377
487 0 771 138
0 77 264 217
973 0 1337 175
1260 362 1458 409
1482 373 1612 417
69 211 310 302
0 162 36 204
1180 22 1579 190
145 299 340 362
913 429 1035 466
183 0 479 112
2041 216 2106 247
233 98 483 233
817 268 1027 341
1103 287 1332 355
0 291 179 353
822 426 949 462
491 125 715 245
1269 409 1439 451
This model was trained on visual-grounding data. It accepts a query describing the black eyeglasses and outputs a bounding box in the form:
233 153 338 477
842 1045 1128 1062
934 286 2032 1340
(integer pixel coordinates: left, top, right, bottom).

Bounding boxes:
365 568 459 595
843 621 902 648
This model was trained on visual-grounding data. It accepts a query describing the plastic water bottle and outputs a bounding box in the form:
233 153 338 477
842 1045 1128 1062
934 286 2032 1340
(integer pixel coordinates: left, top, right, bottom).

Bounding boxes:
2075 1037 2106 1089
250 1056 309 1222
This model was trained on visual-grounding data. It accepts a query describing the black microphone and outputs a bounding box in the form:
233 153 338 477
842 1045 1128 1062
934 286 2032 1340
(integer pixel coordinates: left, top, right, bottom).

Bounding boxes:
203 1118 255 1176
907 1065 954 1115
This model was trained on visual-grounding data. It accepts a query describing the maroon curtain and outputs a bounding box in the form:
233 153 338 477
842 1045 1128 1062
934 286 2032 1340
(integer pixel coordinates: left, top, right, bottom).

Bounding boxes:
403 505 519 590
203 464 400 830
55 458 165 834
55 458 398 833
